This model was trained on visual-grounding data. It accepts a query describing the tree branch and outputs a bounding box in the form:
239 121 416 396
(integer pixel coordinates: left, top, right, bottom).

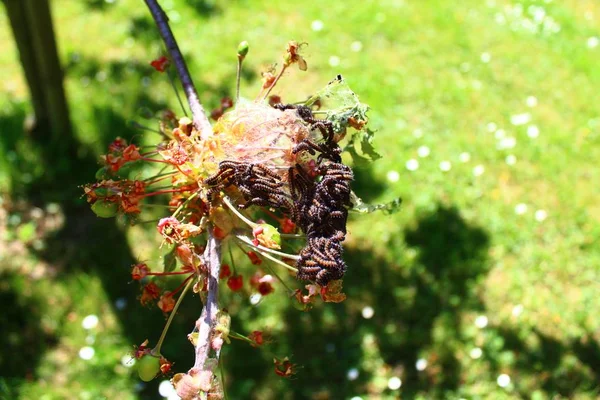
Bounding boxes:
194 231 222 370
144 0 212 137
144 0 223 383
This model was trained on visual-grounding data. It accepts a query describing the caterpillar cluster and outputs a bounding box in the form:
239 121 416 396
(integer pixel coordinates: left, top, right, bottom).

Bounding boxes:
294 161 352 286
205 103 353 287
205 160 294 213
278 103 352 287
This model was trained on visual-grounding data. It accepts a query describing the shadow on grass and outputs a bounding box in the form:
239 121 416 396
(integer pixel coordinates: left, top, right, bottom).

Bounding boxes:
486 326 600 397
0 55 201 398
0 271 58 398
184 0 221 18
0 46 259 397
218 204 493 399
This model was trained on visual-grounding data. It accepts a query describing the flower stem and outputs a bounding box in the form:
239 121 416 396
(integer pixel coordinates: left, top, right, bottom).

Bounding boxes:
228 242 238 275
280 233 306 239
167 69 189 118
236 58 243 104
263 259 294 293
222 196 257 228
262 64 288 101
234 233 300 261
172 191 198 219
154 276 194 354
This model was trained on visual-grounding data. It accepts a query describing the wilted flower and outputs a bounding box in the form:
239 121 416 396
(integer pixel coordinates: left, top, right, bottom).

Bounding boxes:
273 357 296 378
140 282 161 306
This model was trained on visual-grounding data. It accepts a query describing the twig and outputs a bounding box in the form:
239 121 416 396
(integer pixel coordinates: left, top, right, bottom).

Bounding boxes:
194 230 222 369
144 0 223 384
144 0 212 138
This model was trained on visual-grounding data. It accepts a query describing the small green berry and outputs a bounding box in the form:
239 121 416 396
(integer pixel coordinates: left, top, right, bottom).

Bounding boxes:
137 354 161 382
91 200 118 218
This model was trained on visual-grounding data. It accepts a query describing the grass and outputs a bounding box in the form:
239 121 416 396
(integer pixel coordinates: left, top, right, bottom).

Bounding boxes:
1 0 600 398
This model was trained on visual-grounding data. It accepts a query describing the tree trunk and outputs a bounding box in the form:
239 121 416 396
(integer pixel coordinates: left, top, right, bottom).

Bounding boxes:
3 0 72 141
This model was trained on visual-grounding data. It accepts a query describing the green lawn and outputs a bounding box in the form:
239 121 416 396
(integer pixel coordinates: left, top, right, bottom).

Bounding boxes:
1 0 600 399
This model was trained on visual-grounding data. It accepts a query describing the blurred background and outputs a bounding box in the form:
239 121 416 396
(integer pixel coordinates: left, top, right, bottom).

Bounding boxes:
1 0 599 399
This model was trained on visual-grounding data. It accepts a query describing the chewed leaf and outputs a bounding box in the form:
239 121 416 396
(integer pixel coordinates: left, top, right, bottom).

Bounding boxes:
306 75 370 134
349 192 402 215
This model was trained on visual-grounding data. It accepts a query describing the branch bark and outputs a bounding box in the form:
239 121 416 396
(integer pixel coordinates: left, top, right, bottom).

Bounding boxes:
194 231 222 369
144 0 222 380
144 0 212 137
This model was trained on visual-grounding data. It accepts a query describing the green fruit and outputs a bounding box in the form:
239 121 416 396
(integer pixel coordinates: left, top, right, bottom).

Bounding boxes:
91 200 118 218
137 354 161 382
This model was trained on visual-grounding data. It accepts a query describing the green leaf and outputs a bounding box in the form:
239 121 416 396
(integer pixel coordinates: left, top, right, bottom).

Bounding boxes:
163 247 177 273
349 192 402 215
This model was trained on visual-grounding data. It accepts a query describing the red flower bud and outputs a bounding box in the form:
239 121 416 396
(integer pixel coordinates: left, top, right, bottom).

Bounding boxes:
175 244 194 266
213 226 228 240
150 56 170 72
248 330 264 347
280 218 296 234
219 264 232 279
258 281 274 296
246 251 262 265
131 263 150 280
227 274 243 291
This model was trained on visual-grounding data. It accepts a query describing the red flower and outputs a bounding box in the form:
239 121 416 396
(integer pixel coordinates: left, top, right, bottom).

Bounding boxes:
219 264 232 279
131 263 150 280
158 140 188 165
268 95 282 107
158 292 175 313
227 275 243 292
280 218 296 234
150 56 170 72
157 217 180 243
249 273 275 296
122 144 141 162
246 251 262 265
108 137 128 153
213 226 228 240
248 331 264 347
220 97 233 109
159 357 173 375
140 282 161 306
210 107 224 121
258 281 274 296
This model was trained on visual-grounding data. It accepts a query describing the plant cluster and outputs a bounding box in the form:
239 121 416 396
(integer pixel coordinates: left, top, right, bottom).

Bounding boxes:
83 36 394 398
